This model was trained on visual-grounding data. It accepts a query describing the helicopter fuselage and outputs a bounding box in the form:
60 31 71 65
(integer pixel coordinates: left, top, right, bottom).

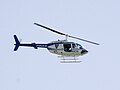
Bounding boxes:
47 40 88 56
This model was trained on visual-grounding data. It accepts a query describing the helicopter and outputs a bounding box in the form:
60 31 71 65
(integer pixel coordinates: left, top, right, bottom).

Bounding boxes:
13 23 99 63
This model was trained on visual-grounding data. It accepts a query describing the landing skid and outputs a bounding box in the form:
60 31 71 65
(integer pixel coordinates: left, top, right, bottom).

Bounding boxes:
58 56 81 63
60 60 81 63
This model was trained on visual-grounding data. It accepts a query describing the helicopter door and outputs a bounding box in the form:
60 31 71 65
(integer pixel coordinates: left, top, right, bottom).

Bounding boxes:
64 44 72 52
72 43 77 51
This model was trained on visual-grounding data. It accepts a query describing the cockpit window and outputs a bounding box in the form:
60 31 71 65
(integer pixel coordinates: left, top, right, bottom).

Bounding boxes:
76 43 83 49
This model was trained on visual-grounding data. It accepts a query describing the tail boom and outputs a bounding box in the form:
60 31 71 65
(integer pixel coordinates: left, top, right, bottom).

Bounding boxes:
13 35 48 51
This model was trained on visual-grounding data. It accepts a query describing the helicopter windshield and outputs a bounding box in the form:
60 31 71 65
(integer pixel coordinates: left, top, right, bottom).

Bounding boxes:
76 43 83 49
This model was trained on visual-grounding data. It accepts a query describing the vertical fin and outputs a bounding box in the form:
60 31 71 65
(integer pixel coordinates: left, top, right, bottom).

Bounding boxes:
14 35 20 51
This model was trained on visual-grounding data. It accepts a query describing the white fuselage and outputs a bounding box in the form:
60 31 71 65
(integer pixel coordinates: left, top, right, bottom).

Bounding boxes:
47 40 88 56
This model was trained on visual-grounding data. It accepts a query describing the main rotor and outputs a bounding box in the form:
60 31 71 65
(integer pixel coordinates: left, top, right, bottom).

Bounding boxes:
34 23 99 45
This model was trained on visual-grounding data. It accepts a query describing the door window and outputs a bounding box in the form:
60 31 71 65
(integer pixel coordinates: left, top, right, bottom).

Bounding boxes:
64 44 72 52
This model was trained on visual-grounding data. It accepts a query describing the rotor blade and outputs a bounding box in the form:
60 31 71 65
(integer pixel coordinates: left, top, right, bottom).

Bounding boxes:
34 23 66 36
68 35 100 45
34 23 100 45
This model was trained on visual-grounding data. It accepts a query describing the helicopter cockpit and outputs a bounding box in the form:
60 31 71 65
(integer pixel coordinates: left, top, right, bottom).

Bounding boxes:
63 43 83 52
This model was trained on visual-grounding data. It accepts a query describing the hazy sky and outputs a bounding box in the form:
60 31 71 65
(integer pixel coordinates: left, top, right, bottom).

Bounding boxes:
0 0 120 90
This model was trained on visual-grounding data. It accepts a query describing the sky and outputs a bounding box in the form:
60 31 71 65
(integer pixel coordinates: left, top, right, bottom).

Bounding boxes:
0 0 120 90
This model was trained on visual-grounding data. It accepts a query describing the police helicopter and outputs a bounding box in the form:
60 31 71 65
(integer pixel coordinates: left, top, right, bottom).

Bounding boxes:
13 23 99 63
